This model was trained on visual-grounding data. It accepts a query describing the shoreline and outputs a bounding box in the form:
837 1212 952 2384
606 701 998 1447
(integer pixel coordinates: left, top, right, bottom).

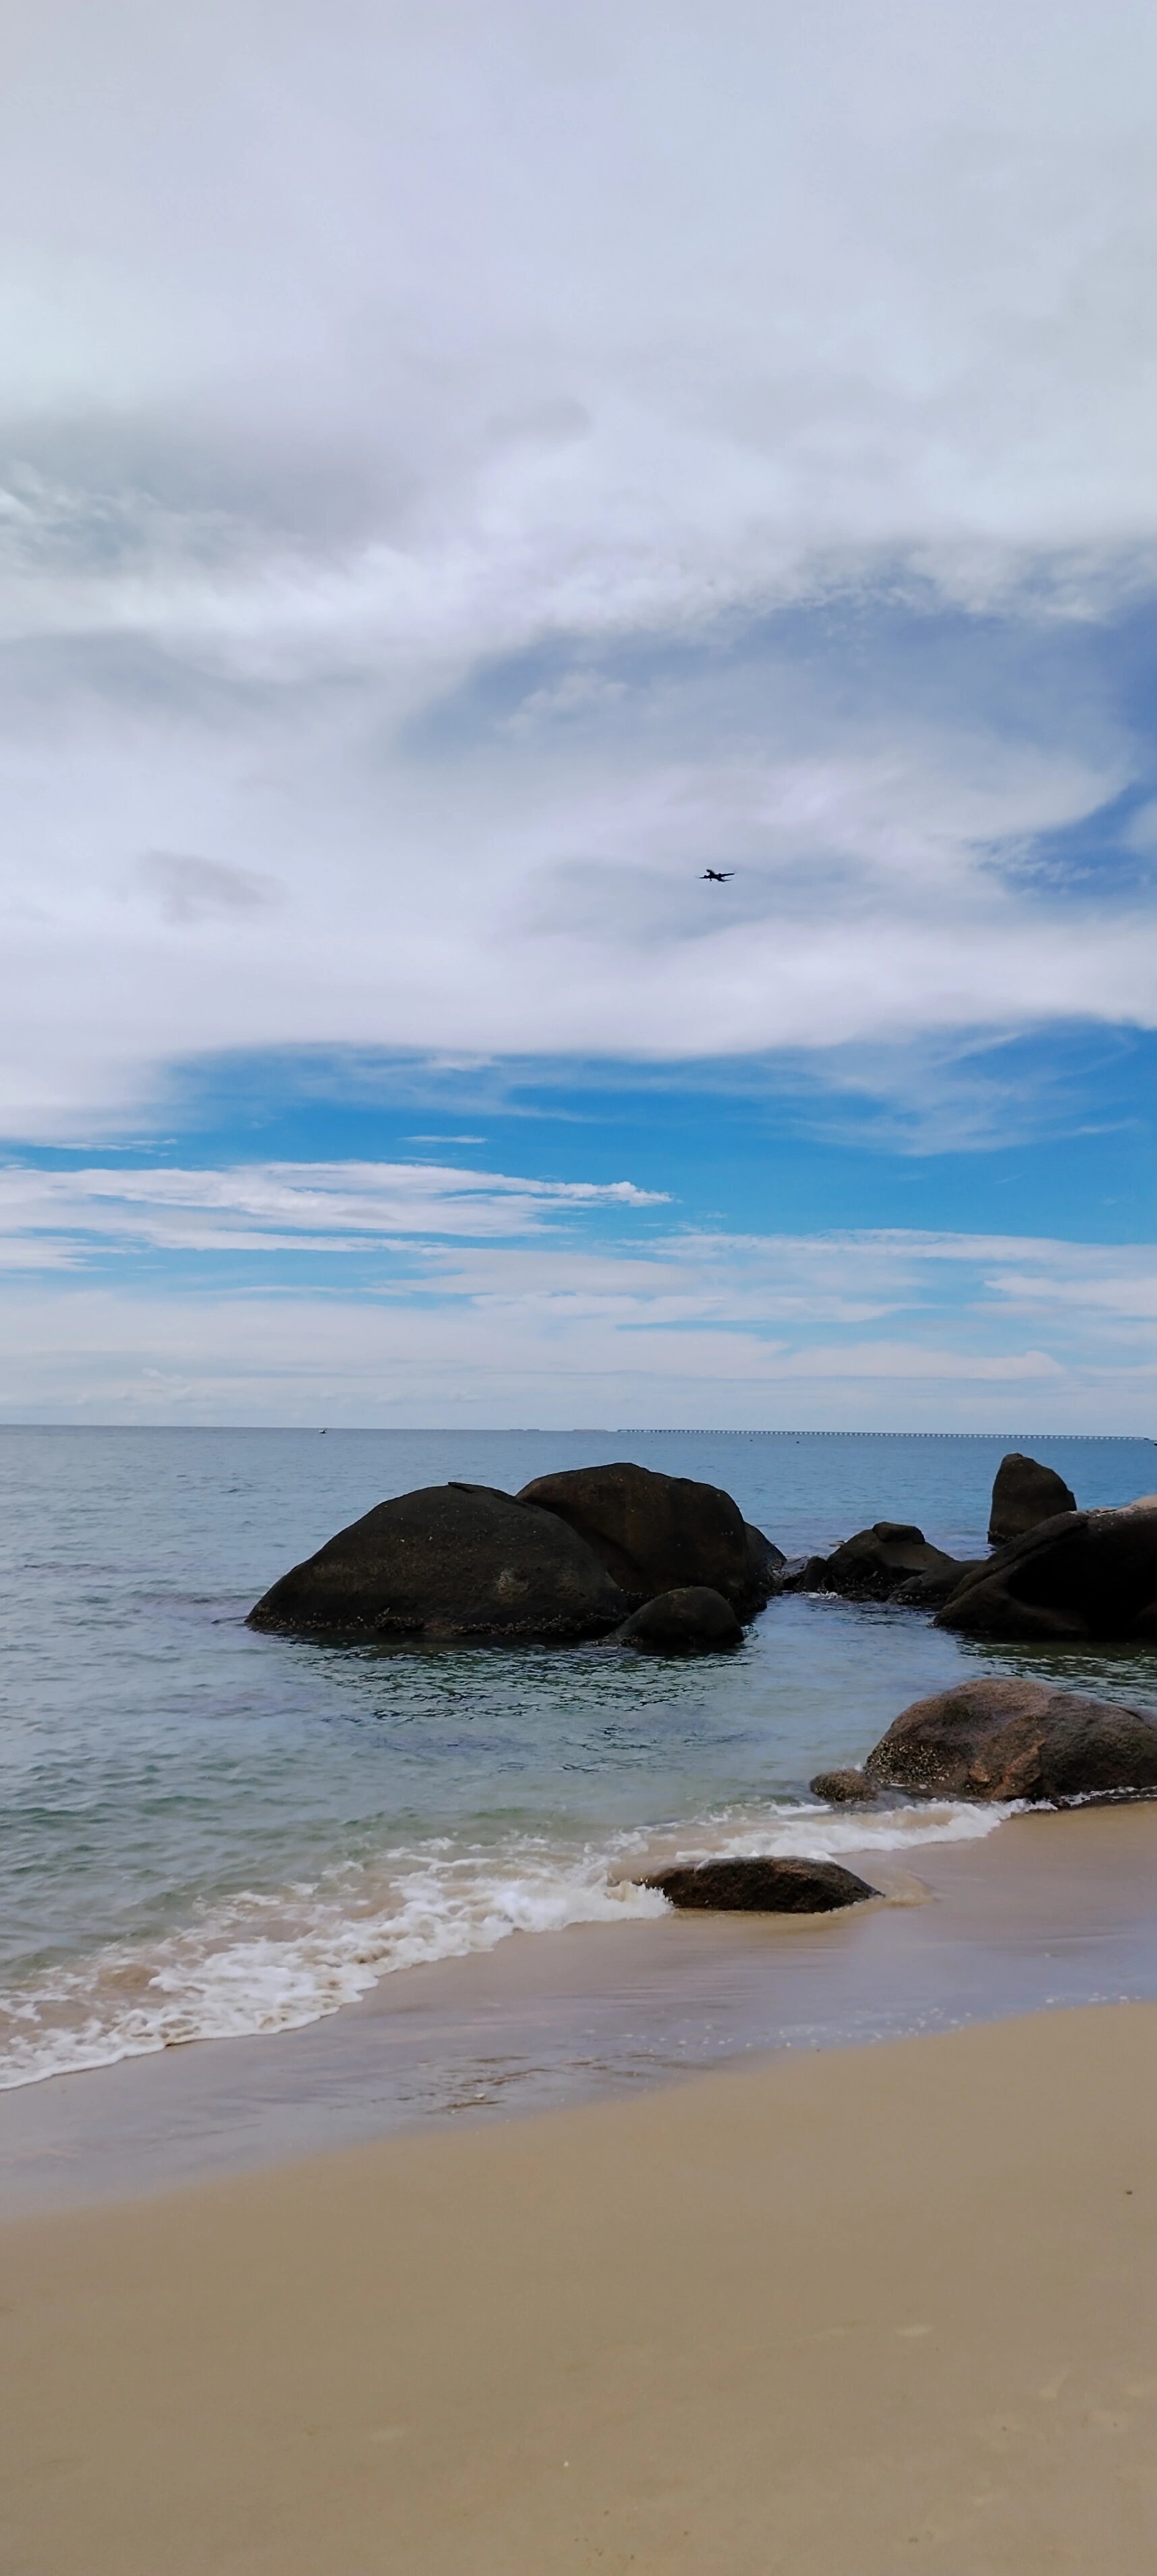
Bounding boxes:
4 1998 1156 2572
5 1796 1157 2215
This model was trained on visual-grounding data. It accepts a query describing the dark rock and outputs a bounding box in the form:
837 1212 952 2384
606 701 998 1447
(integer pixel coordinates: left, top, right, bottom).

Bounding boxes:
744 1520 786 1595
809 1766 879 1804
864 1676 1157 1803
642 1856 880 1912
936 1505 1157 1643
891 1557 985 1608
517 1460 774 1614
776 1554 831 1593
988 1452 1077 1544
615 1586 743 1653
783 1521 959 1602
248 1482 629 1641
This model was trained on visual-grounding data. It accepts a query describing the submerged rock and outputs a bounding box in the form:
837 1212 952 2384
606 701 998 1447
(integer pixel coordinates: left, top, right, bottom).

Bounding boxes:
615 1586 744 1653
862 1676 1157 1803
936 1505 1157 1643
517 1460 777 1615
988 1451 1077 1544
642 1856 880 1912
247 1481 629 1641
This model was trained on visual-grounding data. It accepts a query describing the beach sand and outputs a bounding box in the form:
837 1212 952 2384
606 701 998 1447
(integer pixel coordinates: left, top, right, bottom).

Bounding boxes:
3 2000 1156 2573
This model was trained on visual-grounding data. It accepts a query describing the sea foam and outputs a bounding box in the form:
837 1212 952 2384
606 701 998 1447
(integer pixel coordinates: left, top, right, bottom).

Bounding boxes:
0 1796 1009 2090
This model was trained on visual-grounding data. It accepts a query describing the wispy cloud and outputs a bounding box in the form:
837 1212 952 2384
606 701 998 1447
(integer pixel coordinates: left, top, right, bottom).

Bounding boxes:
0 1174 1151 1426
0 1159 667 1256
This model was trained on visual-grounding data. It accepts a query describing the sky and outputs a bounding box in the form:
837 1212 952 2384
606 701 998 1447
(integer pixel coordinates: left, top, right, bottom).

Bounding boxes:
0 0 1154 1427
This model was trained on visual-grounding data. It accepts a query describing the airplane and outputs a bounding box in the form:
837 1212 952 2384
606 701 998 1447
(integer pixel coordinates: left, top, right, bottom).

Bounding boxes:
701 868 734 882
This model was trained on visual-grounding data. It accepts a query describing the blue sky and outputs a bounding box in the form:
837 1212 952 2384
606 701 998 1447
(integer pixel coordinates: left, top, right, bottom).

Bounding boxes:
0 0 1154 1425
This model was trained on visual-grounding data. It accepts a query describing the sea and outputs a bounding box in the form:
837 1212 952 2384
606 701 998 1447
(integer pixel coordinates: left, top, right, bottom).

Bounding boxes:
3 1425 1156 2116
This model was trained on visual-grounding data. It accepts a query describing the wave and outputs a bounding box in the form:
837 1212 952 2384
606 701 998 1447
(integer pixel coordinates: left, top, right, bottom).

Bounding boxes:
0 1797 1012 2091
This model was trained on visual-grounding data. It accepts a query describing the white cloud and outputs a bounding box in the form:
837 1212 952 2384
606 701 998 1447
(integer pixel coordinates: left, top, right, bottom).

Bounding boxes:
0 1188 1151 1427
0 0 1154 1128
0 1159 667 1255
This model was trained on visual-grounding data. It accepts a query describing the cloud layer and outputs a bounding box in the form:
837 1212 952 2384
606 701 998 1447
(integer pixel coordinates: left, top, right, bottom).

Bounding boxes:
1 0 1156 1131
0 1153 1151 1427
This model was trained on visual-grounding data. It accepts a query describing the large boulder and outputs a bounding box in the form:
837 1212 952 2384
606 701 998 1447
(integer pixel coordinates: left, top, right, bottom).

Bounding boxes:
642 1857 880 1912
517 1461 776 1614
615 1586 743 1654
248 1481 629 1641
936 1506 1157 1643
862 1676 1157 1803
988 1451 1077 1543
781 1522 961 1603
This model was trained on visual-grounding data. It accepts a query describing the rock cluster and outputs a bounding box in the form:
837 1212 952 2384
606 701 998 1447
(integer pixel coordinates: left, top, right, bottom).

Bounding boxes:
248 1461 781 1648
246 1444 1157 1922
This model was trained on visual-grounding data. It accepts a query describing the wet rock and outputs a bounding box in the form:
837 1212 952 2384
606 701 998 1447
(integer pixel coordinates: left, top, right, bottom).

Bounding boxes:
642 1856 880 1912
248 1481 629 1641
891 1557 984 1608
614 1586 744 1653
863 1676 1157 1803
743 1520 786 1596
936 1506 1157 1644
517 1460 776 1614
988 1452 1077 1544
809 1766 880 1803
777 1554 832 1593
781 1522 959 1602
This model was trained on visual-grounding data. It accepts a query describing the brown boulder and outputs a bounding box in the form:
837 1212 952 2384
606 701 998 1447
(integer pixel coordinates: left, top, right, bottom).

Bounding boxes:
615 1587 744 1653
809 1767 879 1803
642 1857 880 1912
863 1676 1157 1803
248 1482 628 1641
936 1506 1157 1643
517 1460 774 1614
988 1451 1077 1543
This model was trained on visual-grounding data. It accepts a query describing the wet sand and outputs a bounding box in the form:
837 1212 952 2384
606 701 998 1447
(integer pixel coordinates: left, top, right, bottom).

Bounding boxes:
3 1999 1157 2574
5 1797 1157 2213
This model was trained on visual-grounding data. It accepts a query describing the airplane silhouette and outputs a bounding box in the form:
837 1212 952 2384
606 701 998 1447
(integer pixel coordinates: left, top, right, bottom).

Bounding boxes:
701 868 734 882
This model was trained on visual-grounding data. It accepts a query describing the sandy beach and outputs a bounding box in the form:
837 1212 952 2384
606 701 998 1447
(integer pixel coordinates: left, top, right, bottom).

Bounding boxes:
3 1998 1156 2573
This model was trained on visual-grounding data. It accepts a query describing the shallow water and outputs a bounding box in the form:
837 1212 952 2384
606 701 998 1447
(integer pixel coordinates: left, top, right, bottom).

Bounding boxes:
1 1426 1154 2091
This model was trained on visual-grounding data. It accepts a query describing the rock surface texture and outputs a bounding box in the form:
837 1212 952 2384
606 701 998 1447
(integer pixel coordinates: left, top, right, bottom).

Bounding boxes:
615 1587 743 1653
781 1522 961 1602
936 1506 1157 1643
988 1451 1077 1543
862 1676 1157 1803
743 1520 787 1595
247 1482 629 1641
642 1856 880 1911
809 1766 880 1804
517 1461 776 1615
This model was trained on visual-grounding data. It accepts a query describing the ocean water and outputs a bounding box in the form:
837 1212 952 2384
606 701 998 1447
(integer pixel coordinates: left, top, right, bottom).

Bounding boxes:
2 1426 1155 2093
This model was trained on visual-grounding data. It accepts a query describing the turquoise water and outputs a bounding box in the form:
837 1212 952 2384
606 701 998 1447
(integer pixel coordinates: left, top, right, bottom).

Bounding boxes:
2 1427 1154 2088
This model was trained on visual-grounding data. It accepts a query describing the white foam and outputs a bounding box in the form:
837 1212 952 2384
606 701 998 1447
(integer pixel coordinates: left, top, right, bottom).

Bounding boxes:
0 1797 1012 2091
